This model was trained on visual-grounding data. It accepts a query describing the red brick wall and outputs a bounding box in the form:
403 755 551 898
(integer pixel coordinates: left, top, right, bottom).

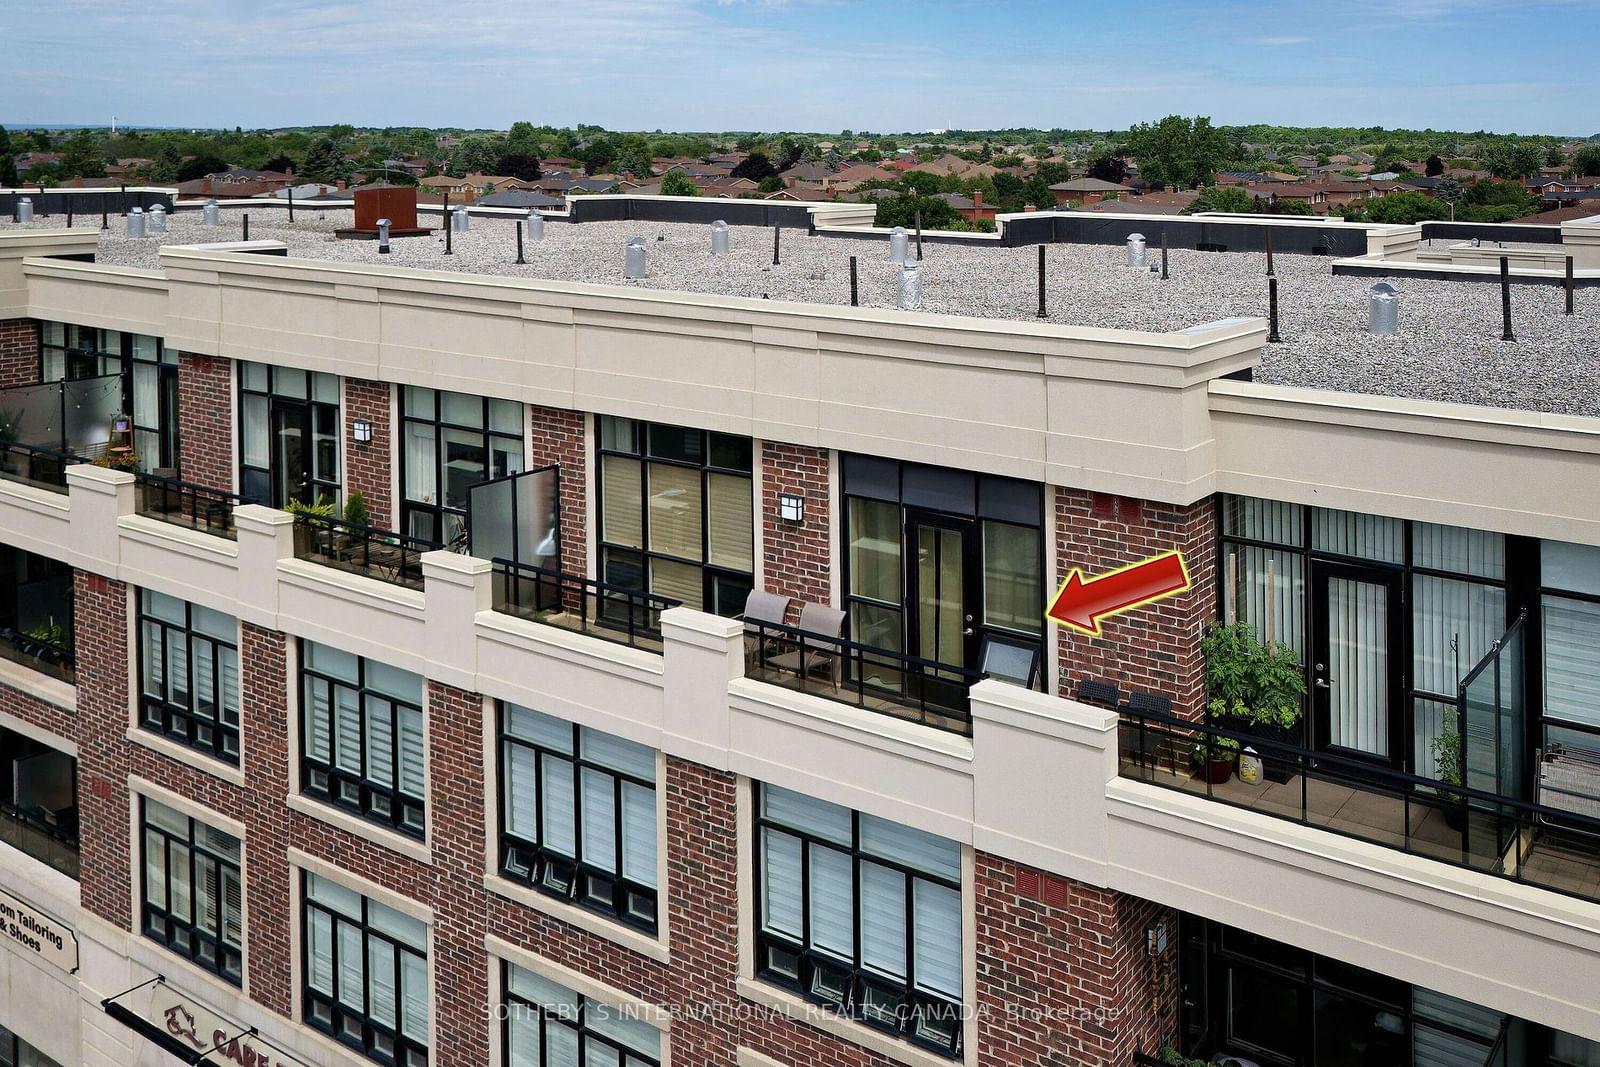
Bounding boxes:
177 352 233 490
0 318 39 388
528 405 587 574
1055 489 1217 719
0 679 75 742
240 623 294 1017
976 852 1178 1066
343 378 392 529
760 442 831 619
73 570 134 932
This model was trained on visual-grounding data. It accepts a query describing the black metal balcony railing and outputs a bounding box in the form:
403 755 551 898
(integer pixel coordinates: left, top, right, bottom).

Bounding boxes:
0 440 85 494
491 558 677 652
1118 706 1600 907
744 618 984 735
293 513 440 589
0 626 75 684
0 800 79 879
134 471 257 539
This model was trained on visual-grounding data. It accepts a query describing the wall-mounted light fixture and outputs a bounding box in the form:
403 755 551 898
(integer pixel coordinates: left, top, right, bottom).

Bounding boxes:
352 418 374 444
778 493 804 523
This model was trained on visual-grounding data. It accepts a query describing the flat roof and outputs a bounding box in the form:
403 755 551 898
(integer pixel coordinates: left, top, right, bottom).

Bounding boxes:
5 210 1597 418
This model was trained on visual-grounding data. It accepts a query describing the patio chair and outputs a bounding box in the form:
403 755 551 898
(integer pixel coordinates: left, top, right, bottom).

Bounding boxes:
1122 691 1174 771
1076 677 1122 710
766 602 846 691
738 590 794 663
1537 744 1600 828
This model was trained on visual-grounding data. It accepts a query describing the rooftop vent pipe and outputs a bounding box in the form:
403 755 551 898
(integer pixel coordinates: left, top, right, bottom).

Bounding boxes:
527 211 544 242
889 226 910 265
711 220 729 255
896 262 922 310
148 204 167 234
16 198 32 224
377 218 391 255
127 206 146 238
1368 282 1398 336
202 199 220 226
1126 233 1147 269
452 207 469 233
625 236 648 279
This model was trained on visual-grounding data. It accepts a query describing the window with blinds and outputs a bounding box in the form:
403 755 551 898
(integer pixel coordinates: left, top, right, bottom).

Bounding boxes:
499 702 659 932
754 783 964 1056
1543 540 1600 747
300 641 426 839
503 962 661 1067
399 386 525 545
140 796 243 985
303 872 429 1067
596 416 753 616
138 590 241 764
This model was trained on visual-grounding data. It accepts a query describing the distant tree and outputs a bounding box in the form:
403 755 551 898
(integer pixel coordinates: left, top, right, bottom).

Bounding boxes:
1546 145 1567 168
1482 139 1541 180
1433 176 1464 219
991 171 1028 212
301 137 354 184
262 154 296 174
577 136 618 175
874 193 958 230
1424 154 1444 177
990 154 1024 168
1085 151 1129 185
496 152 542 181
505 121 541 157
1182 185 1255 214
757 175 784 193
850 148 883 163
1457 179 1537 221
1364 191 1450 224
1269 198 1315 215
176 154 230 182
1127 115 1227 189
0 127 16 187
59 130 106 179
1570 145 1600 177
449 135 504 177
731 152 778 181
659 170 698 197
898 171 942 196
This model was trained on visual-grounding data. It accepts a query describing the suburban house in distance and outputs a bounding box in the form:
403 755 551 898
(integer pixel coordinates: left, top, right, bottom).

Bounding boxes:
0 189 1597 1067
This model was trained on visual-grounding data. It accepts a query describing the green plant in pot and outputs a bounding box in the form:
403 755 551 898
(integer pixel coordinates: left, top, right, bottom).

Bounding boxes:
1193 735 1240 785
1202 622 1307 784
286 495 338 554
1432 727 1467 831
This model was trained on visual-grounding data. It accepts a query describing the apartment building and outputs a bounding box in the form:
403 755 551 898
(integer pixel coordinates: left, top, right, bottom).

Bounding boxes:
0 199 1597 1067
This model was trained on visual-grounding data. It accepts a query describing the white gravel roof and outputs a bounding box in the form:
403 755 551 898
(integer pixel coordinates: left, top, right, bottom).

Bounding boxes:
7 210 1598 418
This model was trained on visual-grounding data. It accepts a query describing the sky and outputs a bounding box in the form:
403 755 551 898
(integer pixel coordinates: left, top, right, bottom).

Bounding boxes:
6 0 1597 136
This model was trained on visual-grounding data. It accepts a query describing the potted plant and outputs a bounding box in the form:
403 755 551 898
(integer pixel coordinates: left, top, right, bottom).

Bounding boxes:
286 496 338 555
1193 736 1240 785
1432 727 1467 831
1202 622 1307 784
343 490 370 532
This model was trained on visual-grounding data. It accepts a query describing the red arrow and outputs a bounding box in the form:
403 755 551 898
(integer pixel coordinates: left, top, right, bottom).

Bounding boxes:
1047 551 1190 636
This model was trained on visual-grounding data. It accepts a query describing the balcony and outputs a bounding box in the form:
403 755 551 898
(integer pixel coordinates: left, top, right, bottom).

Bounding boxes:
292 513 440 589
490 558 676 652
0 627 74 685
1117 707 1600 906
0 800 79 879
0 440 83 494
742 618 981 735
134 471 256 539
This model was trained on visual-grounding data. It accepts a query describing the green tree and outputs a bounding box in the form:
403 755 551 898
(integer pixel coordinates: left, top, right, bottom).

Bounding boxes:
301 137 354 184
0 127 16 187
1182 185 1256 214
1482 138 1541 180
1457 179 1537 221
176 154 230 182
659 170 698 197
1127 115 1227 189
448 135 504 177
59 130 106 179
1546 145 1567 168
577 136 618 175
1434 176 1464 219
874 193 958 230
496 152 542 181
731 152 777 181
757 175 784 194
1570 145 1600 177
1424 154 1444 177
262 154 296 174
1364 191 1450 224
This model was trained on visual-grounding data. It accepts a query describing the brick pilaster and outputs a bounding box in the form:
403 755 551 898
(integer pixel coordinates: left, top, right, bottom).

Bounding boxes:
343 378 392 529
528 405 587 574
976 852 1178 1066
241 623 295 1018
73 570 133 932
760 442 831 618
1055 489 1217 719
0 318 40 388
177 351 233 491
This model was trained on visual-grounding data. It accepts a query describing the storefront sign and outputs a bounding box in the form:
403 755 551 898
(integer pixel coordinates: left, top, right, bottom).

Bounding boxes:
0 887 77 972
144 987 307 1067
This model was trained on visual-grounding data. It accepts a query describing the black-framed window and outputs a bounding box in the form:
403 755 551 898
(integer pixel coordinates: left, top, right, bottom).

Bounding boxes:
400 386 524 545
140 796 242 985
238 361 340 507
1219 496 1514 774
0 1022 65 1067
498 702 658 932
596 416 753 615
299 641 425 838
39 321 177 470
0 724 78 878
754 782 963 1057
1539 539 1600 755
138 589 240 763
0 545 73 673
502 960 661 1067
303 871 429 1067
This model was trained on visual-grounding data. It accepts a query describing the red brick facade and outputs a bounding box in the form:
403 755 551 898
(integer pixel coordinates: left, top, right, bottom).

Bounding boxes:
177 351 233 490
976 852 1178 1066
0 318 39 388
760 442 831 619
1055 489 1217 719
528 404 587 574
73 570 134 931
343 378 393 529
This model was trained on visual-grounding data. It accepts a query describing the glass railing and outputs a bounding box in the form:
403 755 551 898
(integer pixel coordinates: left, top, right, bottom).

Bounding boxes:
292 514 440 589
1117 705 1600 906
0 801 79 879
743 618 983 735
134 471 256 539
491 559 677 652
0 440 84 494
0 627 75 684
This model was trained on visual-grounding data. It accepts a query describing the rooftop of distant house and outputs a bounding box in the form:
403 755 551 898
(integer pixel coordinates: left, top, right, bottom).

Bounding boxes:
2 208 1596 418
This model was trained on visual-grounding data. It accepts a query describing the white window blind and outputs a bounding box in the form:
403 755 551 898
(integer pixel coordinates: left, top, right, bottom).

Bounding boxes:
367 940 397 1028
1545 596 1600 728
581 768 617 875
333 687 362 773
859 861 906 978
762 785 852 846
337 920 365 1010
398 706 425 796
581 729 655 780
308 909 334 994
506 744 537 838
541 755 577 856
401 951 429 1040
365 699 395 787
912 881 962 998
860 814 961 882
760 829 803 938
620 781 657 889
508 1012 540 1067
808 845 854 961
